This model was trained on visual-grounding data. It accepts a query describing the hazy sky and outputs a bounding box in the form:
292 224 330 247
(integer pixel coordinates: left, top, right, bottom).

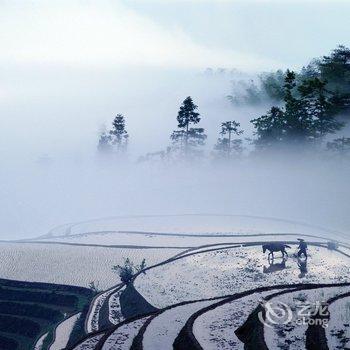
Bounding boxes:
0 0 349 71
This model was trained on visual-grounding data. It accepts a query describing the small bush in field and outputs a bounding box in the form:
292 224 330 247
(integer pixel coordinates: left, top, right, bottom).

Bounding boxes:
112 258 146 284
88 281 100 294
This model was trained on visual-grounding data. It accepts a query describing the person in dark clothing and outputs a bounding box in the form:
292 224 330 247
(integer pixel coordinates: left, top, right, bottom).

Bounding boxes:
297 238 308 258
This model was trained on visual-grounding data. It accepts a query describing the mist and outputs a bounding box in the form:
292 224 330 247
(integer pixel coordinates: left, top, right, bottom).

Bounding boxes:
1 0 350 240
1 61 349 241
1 144 350 240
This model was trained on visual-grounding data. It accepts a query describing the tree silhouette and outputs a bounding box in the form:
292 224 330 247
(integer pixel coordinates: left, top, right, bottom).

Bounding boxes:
251 70 344 150
170 97 206 159
214 121 244 158
110 114 129 152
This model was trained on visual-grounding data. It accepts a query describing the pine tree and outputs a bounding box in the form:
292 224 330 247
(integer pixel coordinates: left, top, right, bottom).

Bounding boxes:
109 114 129 153
214 121 243 158
170 97 206 158
251 106 285 149
176 96 201 130
97 114 129 156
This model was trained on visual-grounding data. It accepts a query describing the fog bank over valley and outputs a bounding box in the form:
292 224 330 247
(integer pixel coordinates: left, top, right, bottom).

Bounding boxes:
1 154 349 240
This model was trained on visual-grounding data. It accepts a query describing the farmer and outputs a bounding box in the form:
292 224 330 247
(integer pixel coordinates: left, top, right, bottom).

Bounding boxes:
297 238 308 258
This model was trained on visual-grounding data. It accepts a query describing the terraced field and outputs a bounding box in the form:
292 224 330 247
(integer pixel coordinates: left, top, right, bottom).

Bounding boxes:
0 278 93 350
1 215 350 349
67 233 350 349
0 242 183 289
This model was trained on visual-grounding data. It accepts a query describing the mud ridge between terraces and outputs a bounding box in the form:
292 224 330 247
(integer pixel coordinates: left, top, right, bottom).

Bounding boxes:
0 240 193 249
173 283 350 350
46 311 80 350
20 230 344 243
97 289 117 331
69 310 159 350
6 230 344 252
84 284 122 333
42 213 347 239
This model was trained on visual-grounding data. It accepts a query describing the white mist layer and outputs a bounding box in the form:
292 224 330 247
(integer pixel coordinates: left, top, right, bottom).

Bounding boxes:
1 157 349 240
